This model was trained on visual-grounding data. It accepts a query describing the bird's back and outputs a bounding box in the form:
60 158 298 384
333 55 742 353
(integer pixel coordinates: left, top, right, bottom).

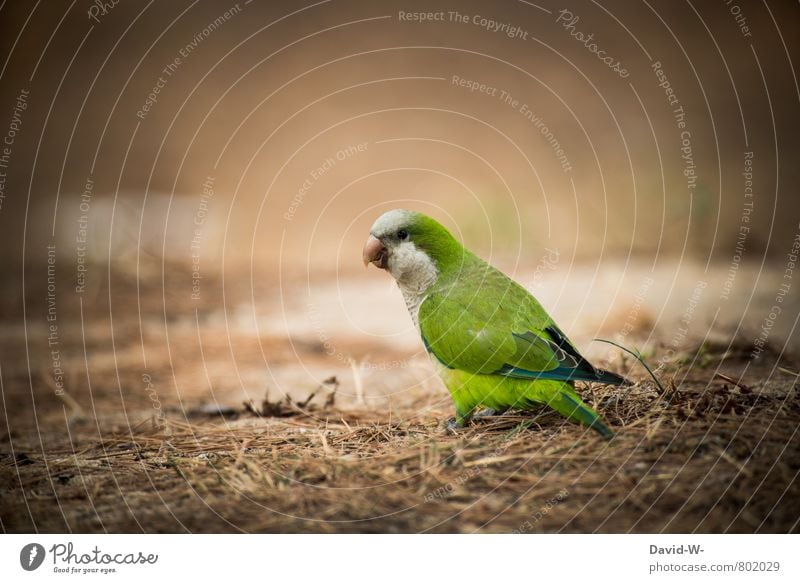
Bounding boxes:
428 250 554 334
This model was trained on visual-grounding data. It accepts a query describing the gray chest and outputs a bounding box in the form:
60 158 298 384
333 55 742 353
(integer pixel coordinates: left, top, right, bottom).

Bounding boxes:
389 241 438 331
401 288 426 329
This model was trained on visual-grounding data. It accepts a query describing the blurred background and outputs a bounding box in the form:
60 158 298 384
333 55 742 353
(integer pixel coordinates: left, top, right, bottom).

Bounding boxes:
1 0 797 263
0 0 798 533
1 0 798 400
1 0 797 362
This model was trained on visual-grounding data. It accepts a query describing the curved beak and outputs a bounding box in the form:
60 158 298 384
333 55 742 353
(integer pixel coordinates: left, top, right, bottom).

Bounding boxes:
362 235 388 269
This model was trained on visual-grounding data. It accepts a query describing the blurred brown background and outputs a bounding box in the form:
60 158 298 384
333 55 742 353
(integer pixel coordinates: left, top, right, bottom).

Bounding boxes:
1 0 797 355
1 0 798 268
1 0 799 535
0 0 798 397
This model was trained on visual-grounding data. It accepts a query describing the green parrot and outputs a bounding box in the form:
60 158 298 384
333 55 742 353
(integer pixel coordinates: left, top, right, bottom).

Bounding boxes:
362 209 629 438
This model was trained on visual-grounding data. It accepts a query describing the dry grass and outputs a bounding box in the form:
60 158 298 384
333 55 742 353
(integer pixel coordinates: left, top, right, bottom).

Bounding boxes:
2 353 798 533
1 267 798 533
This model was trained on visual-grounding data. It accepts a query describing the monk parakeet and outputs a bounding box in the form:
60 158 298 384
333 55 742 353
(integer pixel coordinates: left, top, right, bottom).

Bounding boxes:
362 209 629 438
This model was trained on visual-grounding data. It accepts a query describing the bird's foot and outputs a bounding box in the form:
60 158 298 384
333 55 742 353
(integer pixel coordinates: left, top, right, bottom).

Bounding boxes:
473 408 496 419
444 417 467 434
473 408 505 421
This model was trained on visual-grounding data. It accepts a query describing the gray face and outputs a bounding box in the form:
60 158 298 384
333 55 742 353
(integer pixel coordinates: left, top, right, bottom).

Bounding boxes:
363 209 438 292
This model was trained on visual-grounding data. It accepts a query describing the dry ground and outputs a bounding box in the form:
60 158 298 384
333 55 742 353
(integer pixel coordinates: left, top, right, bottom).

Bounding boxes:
1 264 799 533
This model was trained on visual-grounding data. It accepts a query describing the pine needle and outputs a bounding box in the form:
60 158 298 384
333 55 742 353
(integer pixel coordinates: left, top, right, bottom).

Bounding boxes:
592 338 666 394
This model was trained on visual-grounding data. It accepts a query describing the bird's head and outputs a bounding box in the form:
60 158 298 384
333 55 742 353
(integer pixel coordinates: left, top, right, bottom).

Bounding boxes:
363 209 463 286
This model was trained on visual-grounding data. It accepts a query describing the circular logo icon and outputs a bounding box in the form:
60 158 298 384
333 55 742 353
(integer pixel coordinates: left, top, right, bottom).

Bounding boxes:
20 543 46 571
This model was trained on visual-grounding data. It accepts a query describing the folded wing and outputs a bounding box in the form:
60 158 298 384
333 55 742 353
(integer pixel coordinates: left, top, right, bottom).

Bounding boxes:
419 268 629 386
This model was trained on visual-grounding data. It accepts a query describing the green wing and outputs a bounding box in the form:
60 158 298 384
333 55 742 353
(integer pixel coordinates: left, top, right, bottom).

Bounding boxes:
419 263 628 385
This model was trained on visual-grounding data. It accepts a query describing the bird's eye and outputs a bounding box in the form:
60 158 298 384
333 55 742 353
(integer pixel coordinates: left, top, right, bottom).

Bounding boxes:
397 229 409 241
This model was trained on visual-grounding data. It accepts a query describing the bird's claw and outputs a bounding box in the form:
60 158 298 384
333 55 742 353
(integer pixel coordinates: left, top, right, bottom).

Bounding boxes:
473 408 501 420
444 417 466 434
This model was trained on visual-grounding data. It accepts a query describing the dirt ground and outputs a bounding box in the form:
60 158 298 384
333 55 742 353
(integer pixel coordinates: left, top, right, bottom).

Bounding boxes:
1 262 798 533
